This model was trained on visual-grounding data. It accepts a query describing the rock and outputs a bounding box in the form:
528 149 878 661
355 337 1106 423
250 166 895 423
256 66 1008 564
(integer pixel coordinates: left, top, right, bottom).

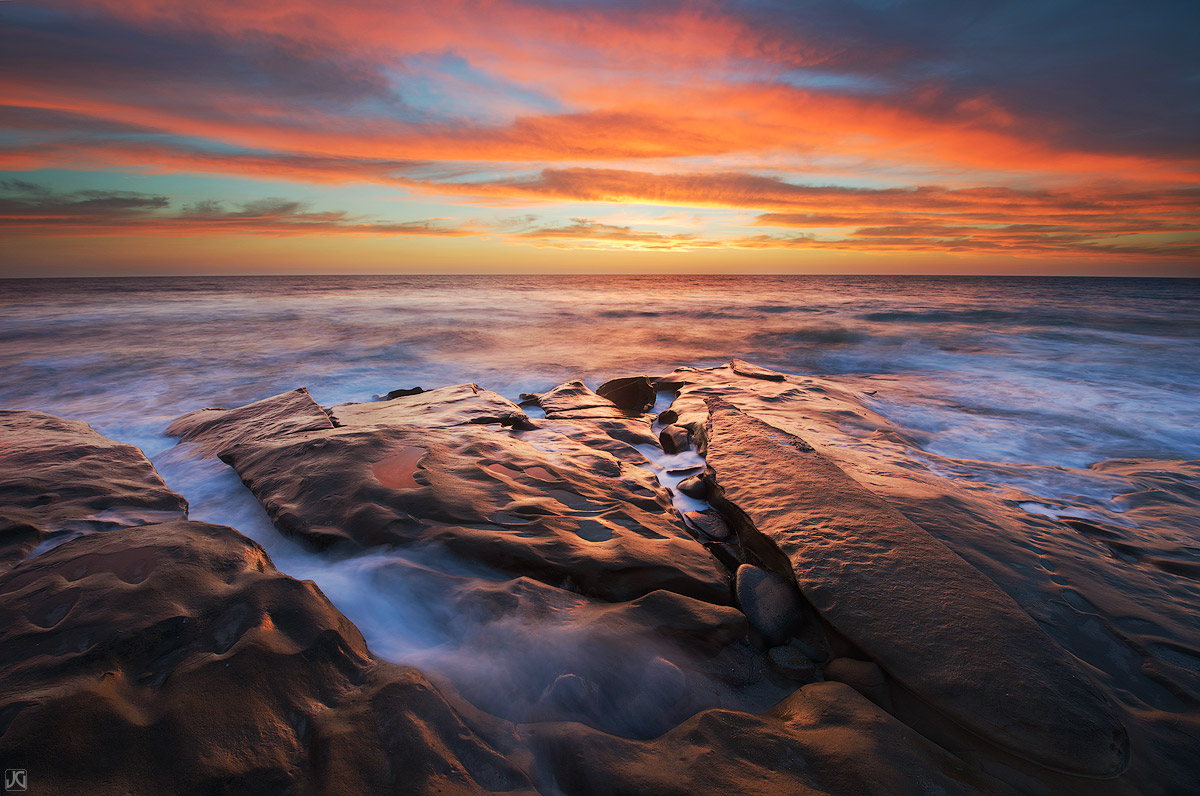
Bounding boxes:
642 656 687 706
382 386 424 400
167 387 333 454
541 673 594 714
656 409 679 425
704 396 1129 778
332 382 531 428
824 658 891 710
528 380 622 416
730 358 787 381
169 388 730 605
0 410 188 567
596 376 656 412
677 475 707 499
659 423 691 454
0 520 533 796
685 509 732 540
521 682 1013 795
767 645 818 681
735 564 806 645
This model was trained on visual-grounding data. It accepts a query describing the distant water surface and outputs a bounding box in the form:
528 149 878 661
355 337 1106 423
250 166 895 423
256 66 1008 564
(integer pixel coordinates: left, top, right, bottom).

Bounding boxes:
3 274 1197 469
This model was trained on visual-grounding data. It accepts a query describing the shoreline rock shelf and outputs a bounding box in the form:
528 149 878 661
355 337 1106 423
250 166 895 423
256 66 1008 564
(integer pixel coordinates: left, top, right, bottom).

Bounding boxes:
1 361 1194 795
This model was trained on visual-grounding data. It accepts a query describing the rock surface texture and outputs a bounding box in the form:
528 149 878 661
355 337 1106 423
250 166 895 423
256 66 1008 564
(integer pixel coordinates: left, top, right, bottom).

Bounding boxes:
3 361 1196 795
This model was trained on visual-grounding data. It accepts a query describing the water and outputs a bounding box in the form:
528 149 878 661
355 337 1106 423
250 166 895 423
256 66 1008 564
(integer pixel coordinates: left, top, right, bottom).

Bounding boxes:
3 274 1198 735
2 275 1196 467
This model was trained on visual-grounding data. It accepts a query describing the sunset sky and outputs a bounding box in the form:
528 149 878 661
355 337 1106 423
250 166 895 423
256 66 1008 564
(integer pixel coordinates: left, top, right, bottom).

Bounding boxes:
1 0 1197 275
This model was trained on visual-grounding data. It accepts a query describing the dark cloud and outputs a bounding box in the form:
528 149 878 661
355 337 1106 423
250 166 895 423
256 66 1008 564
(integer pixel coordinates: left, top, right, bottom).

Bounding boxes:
729 0 1200 157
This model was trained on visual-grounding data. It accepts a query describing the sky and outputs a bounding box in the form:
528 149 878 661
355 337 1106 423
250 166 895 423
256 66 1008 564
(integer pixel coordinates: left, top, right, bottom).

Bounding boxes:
1 0 1198 276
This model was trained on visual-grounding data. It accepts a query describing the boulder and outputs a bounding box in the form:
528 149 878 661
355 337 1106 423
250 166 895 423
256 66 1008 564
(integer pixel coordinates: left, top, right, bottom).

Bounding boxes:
659 424 691 454
704 396 1129 778
596 376 656 412
735 564 806 645
677 475 707 499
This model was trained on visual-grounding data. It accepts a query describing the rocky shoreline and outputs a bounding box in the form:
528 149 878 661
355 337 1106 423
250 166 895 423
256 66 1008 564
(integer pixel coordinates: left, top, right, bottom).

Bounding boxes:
1 361 1196 794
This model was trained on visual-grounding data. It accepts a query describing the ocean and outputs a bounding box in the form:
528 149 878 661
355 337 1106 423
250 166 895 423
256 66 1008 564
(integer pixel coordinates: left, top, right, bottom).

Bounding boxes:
3 273 1198 734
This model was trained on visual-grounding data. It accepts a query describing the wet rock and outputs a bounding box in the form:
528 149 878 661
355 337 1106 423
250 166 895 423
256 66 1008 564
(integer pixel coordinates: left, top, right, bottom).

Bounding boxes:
522 681 1013 795
596 376 656 412
685 509 732 540
767 645 818 681
528 380 622 417
0 520 533 796
704 396 1129 778
735 564 805 645
382 386 424 400
170 388 730 605
167 387 333 454
824 658 891 711
332 382 530 428
643 656 687 706
0 410 188 567
730 358 787 381
656 409 679 425
659 423 691 454
677 475 707 499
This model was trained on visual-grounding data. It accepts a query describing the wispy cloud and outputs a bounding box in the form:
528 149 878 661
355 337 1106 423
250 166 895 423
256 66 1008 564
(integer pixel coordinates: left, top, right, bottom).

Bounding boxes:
0 182 471 236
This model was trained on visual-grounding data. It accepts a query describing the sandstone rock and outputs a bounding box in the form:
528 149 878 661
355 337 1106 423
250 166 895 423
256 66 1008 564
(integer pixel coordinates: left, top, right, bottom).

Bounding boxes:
0 410 188 567
730 359 787 381
659 424 691 454
656 409 679 425
382 386 424 399
527 380 621 416
735 564 806 645
824 657 891 710
521 682 1013 796
0 521 533 796
332 382 531 428
704 396 1129 778
685 509 732 540
169 388 729 605
596 376 656 412
767 645 817 681
167 387 333 454
677 475 707 499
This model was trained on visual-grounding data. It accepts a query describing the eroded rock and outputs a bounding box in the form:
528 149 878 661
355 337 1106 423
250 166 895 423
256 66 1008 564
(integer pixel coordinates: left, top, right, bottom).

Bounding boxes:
168 388 729 605
704 396 1130 778
0 410 187 567
596 376 655 413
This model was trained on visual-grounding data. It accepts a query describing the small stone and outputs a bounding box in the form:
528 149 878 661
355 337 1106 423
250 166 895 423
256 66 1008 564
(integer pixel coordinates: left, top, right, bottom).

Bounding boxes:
656 409 679 425
735 564 805 645
767 645 817 681
659 424 691 454
677 475 707 500
685 510 731 540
